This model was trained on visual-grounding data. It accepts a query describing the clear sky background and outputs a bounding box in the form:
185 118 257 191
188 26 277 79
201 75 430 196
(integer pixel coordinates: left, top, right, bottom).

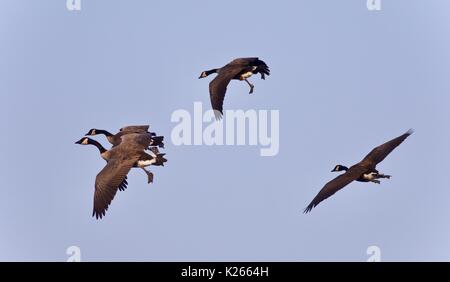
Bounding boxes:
1 0 449 261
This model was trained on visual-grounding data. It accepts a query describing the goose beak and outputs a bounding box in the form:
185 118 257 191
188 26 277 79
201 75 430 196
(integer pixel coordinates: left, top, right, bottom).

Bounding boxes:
75 139 83 144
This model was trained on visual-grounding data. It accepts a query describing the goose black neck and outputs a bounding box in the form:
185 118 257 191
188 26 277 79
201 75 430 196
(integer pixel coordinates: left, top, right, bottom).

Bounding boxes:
205 69 218 76
89 139 107 154
341 166 349 171
96 129 114 137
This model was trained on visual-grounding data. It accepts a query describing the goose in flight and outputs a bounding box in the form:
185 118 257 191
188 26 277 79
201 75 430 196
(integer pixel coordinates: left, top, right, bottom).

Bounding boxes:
199 57 270 119
75 133 167 219
304 129 413 213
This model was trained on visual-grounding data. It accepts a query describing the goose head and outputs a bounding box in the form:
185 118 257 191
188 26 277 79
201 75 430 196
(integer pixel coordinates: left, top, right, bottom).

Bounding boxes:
75 137 91 145
198 69 218 79
85 129 98 136
331 165 349 172
198 71 207 79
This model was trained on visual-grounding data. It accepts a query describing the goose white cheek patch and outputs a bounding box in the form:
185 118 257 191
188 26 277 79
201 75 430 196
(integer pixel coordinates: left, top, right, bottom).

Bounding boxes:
171 102 280 157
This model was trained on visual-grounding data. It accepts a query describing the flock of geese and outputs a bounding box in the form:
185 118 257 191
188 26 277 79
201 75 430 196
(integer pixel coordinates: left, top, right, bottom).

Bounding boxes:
76 57 413 219
76 125 166 219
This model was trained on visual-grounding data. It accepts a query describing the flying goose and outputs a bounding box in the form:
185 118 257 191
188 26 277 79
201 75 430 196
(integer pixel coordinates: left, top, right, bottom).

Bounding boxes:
75 133 167 219
199 57 270 119
76 134 166 184
85 126 164 148
304 129 413 213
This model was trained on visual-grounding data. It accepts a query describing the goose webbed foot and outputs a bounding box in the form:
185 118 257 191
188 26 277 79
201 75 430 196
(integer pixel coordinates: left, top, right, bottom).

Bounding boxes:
141 168 154 184
372 180 381 184
244 79 254 94
379 174 391 179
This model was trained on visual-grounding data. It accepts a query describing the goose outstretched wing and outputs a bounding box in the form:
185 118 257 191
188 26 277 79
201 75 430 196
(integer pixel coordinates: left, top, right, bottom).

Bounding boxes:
361 129 413 167
93 158 137 219
304 165 367 213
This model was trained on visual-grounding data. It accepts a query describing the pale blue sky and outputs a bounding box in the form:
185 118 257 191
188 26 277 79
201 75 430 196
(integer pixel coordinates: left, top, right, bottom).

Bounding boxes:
1 0 450 261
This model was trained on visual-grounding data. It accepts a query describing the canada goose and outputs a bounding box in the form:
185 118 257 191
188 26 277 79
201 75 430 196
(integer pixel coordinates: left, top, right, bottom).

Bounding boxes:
304 129 413 213
75 134 167 219
75 134 166 184
85 126 164 148
199 57 270 119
